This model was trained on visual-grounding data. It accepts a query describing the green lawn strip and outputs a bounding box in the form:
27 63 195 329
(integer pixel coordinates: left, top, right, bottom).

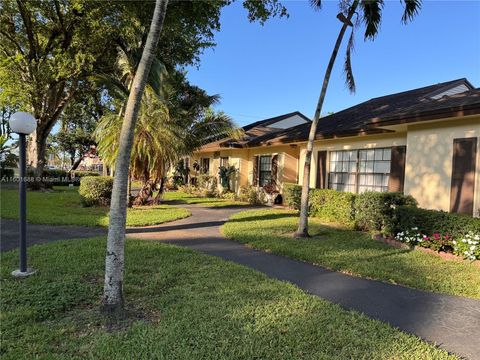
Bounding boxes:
163 190 249 207
0 188 190 227
0 237 455 359
222 209 480 299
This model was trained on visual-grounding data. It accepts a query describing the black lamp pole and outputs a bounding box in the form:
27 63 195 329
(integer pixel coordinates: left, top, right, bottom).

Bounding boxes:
18 133 27 273
9 111 36 278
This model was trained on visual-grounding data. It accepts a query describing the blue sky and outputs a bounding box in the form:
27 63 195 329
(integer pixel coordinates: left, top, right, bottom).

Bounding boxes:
185 0 480 127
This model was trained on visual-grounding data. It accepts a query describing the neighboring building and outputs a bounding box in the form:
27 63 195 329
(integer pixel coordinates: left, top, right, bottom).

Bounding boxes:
189 111 311 193
253 78 480 216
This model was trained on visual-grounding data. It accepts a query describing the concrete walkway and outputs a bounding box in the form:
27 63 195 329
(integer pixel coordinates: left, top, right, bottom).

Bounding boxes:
2 205 480 359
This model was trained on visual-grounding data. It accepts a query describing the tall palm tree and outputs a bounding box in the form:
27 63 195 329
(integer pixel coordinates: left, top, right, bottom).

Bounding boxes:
102 0 169 314
295 0 421 237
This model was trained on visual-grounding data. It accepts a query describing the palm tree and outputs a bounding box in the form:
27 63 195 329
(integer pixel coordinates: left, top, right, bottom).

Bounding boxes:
96 95 239 205
102 0 169 315
295 0 421 237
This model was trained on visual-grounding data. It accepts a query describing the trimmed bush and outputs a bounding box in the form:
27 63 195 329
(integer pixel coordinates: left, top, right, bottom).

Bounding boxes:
283 183 302 210
0 168 14 179
354 192 417 234
79 176 113 206
283 183 356 227
393 206 480 240
71 170 100 178
39 168 70 186
43 168 69 178
238 185 262 205
310 189 356 227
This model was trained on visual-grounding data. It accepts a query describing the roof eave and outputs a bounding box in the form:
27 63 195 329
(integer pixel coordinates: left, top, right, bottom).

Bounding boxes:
369 103 480 128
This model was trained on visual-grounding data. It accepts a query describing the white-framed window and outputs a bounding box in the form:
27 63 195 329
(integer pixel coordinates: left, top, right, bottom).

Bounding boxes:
328 148 391 193
358 148 391 193
220 156 229 167
259 155 272 186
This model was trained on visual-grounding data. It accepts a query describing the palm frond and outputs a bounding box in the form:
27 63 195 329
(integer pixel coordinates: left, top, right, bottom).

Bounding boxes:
309 0 322 10
343 29 356 93
185 110 243 151
401 0 421 24
360 0 384 40
147 58 168 98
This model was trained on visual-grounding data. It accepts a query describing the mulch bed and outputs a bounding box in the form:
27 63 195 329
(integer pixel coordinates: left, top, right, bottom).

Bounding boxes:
372 234 480 267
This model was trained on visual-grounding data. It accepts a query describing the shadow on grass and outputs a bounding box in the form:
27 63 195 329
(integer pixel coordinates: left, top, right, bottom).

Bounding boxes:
226 211 295 223
127 220 226 233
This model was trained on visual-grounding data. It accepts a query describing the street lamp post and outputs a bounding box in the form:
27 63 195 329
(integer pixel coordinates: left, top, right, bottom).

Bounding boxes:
9 112 37 278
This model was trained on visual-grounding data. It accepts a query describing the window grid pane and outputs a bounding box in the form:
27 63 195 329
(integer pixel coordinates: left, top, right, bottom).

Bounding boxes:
259 155 272 187
357 148 391 192
328 150 358 193
328 148 392 193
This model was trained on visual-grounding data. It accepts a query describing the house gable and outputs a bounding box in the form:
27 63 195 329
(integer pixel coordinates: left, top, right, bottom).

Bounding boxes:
265 113 310 129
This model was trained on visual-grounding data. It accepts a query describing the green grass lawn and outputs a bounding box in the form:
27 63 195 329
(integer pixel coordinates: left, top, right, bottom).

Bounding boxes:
0 237 455 359
0 187 190 227
163 190 249 207
223 209 480 299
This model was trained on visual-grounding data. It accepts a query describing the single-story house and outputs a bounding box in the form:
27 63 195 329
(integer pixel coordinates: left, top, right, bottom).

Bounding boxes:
188 111 311 194
191 78 480 216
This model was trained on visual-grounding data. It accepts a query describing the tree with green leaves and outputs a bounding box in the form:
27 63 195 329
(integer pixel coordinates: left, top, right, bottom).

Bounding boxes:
295 0 421 237
2 0 276 183
55 82 105 171
0 0 127 181
102 0 288 314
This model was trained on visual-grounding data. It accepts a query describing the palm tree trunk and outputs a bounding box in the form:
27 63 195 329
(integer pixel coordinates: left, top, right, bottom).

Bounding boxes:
295 1 359 238
102 0 169 314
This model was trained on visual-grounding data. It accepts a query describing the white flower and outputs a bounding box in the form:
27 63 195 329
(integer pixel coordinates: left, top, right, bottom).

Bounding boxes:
470 246 476 251
452 240 457 245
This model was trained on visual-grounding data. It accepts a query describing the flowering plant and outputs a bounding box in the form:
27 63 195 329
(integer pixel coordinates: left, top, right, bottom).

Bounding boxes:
452 232 480 261
419 232 452 252
395 228 453 252
395 227 423 246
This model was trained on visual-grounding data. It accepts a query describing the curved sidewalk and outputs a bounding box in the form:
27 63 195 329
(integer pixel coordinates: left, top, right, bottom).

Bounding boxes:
128 204 480 360
2 205 480 359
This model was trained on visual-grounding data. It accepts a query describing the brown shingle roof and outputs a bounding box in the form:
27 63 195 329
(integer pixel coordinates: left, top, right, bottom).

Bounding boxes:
252 78 478 146
198 111 311 151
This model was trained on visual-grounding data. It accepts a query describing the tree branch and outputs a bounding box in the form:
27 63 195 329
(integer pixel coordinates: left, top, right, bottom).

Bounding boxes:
16 0 37 61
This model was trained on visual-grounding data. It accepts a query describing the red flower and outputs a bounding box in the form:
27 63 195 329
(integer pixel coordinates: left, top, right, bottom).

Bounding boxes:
433 233 441 240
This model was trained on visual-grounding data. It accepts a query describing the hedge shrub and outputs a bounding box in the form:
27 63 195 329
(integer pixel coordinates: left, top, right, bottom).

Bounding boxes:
71 170 100 178
310 189 356 227
79 176 113 206
392 206 480 240
283 183 357 227
354 192 417 234
0 168 14 179
283 183 302 210
238 185 262 205
43 168 69 178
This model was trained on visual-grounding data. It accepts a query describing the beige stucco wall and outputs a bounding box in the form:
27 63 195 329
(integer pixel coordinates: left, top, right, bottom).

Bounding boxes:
298 133 407 188
404 117 480 215
192 144 301 193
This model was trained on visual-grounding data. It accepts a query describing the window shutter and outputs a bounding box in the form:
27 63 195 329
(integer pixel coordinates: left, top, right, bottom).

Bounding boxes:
252 156 259 186
388 146 406 192
271 154 278 188
450 137 477 215
316 151 327 189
